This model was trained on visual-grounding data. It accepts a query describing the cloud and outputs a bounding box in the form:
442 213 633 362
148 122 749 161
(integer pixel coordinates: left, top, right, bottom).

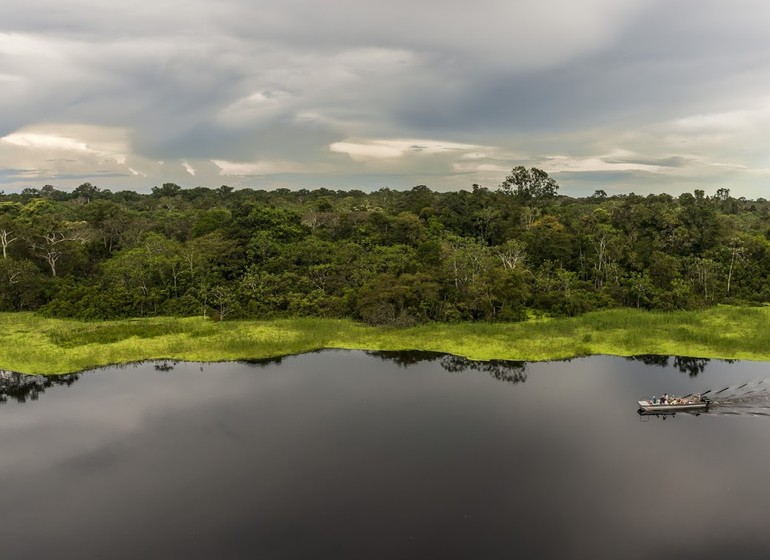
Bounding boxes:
0 124 131 180
601 155 692 168
330 139 481 161
1 1 770 195
181 160 196 176
211 159 302 176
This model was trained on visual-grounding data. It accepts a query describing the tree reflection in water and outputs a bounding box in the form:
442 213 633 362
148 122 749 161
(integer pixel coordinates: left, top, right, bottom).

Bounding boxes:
673 357 709 377
0 371 80 405
365 350 445 367
440 355 527 384
0 350 529 407
627 354 671 368
367 351 527 385
626 355 734 377
154 361 178 372
241 355 289 368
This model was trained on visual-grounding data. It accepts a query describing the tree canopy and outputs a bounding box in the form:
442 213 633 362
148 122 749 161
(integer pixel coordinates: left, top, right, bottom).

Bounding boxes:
1 172 769 325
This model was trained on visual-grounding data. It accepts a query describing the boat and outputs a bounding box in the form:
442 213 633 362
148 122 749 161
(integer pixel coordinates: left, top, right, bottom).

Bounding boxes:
637 394 712 413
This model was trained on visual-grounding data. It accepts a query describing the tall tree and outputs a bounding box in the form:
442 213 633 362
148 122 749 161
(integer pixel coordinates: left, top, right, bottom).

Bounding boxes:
499 167 559 204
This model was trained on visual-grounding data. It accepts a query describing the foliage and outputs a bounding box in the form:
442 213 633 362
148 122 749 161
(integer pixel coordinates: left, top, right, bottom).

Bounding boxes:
0 177 768 323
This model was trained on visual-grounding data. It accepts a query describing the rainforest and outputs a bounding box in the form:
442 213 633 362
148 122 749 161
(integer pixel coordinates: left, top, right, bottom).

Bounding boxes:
2 169 768 325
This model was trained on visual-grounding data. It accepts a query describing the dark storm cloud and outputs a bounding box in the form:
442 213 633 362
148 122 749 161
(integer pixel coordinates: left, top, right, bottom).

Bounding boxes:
134 118 342 162
383 2 770 139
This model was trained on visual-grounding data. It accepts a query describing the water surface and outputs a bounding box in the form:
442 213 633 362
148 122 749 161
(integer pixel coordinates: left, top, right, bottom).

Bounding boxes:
1 352 770 559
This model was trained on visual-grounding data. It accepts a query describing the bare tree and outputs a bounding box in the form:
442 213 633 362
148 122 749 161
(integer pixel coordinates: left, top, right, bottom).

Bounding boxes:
0 228 18 259
726 238 744 296
31 223 90 277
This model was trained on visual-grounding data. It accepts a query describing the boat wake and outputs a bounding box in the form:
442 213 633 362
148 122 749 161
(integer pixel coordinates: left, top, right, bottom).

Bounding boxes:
705 378 770 417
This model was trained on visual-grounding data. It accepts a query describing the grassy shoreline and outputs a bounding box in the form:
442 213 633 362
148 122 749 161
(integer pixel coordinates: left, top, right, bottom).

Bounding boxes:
2 305 770 375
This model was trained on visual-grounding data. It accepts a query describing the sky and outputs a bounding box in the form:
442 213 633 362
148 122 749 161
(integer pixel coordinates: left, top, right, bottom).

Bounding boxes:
2 0 770 198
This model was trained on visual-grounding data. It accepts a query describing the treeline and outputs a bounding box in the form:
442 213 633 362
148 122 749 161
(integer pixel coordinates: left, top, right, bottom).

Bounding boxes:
1 168 769 324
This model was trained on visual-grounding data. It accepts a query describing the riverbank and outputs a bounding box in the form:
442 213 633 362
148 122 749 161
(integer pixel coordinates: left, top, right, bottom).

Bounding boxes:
2 305 769 374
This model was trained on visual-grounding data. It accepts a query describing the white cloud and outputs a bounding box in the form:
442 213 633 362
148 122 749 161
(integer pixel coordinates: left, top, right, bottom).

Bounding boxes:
0 124 130 170
211 159 301 176
545 153 667 174
330 138 483 161
452 162 509 173
0 32 65 58
217 90 294 126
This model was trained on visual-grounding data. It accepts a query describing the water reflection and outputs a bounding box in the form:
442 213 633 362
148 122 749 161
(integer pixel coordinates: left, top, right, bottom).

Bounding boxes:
366 351 528 384
0 370 80 405
3 353 770 560
154 361 177 372
637 409 708 420
627 354 671 367
626 355 737 377
438 355 527 384
365 350 445 366
0 352 753 412
673 356 709 377
240 355 290 367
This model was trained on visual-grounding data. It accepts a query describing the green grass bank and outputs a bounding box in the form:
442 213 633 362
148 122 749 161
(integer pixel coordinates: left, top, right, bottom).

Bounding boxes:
2 305 770 375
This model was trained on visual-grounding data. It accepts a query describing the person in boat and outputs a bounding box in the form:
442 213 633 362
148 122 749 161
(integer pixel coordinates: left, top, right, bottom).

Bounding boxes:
661 393 669 405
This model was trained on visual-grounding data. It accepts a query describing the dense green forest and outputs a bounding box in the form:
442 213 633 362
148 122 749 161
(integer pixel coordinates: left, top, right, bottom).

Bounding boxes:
1 168 769 324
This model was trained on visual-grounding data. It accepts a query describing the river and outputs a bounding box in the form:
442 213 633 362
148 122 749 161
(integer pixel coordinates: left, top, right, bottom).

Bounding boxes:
1 351 770 559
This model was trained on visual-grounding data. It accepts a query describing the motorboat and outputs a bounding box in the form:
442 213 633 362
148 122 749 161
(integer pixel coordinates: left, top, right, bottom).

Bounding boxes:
637 394 711 413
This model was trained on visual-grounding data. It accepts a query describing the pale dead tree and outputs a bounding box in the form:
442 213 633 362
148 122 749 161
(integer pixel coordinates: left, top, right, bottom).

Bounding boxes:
726 238 745 296
0 229 19 259
240 267 271 294
302 210 342 232
495 239 527 270
308 264 333 292
465 250 487 283
629 272 651 308
212 286 235 320
688 257 718 300
32 223 91 277
6 267 23 285
323 212 341 230
444 237 490 290
200 284 235 320
302 211 322 231
36 242 63 277
521 207 541 230
167 258 184 296
239 268 281 311
591 231 609 288
589 225 623 289
182 247 198 279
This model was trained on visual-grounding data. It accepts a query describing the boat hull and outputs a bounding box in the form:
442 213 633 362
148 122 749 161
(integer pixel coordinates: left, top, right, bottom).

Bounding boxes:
637 400 710 413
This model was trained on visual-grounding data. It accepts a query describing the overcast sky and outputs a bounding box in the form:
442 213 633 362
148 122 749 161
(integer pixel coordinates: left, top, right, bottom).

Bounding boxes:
2 0 770 197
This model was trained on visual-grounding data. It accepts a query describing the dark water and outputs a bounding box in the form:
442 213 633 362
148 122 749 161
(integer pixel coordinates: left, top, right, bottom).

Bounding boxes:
2 352 770 560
